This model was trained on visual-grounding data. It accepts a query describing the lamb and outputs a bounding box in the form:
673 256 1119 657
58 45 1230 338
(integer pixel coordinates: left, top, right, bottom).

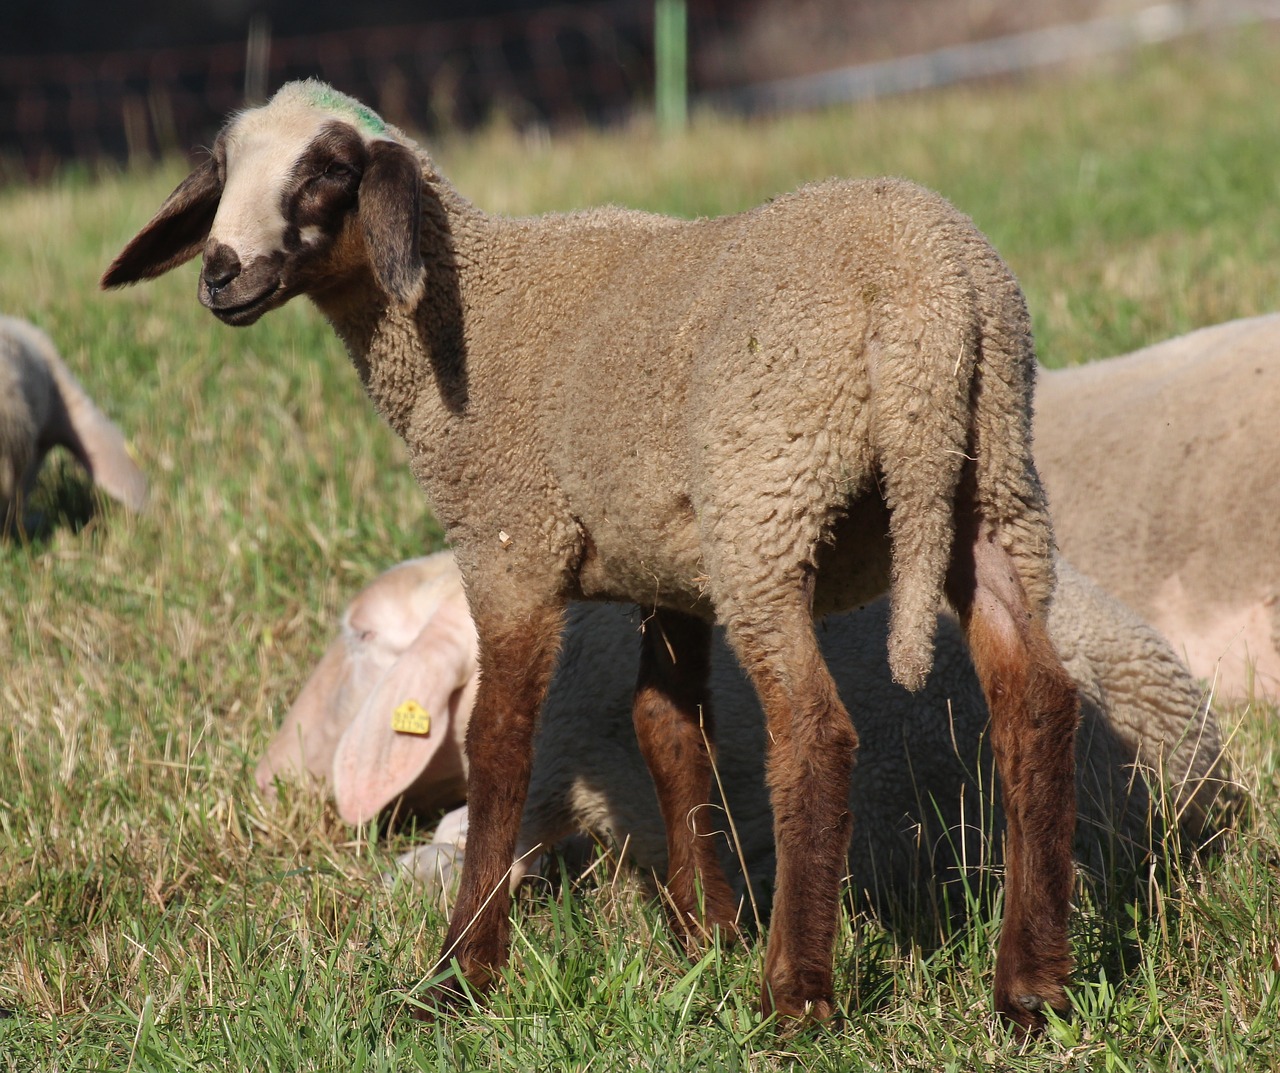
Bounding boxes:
101 79 1080 1029
260 551 1232 920
0 315 148 532
1034 314 1280 697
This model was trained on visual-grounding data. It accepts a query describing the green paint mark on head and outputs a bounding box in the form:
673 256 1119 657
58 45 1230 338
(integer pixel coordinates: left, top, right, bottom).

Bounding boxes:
296 80 387 135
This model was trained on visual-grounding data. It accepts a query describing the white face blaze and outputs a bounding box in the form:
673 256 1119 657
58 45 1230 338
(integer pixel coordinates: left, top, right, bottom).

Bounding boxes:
210 102 335 263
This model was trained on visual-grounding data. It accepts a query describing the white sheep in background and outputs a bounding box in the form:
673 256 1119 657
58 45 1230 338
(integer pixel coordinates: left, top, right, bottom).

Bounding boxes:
259 551 1232 920
103 80 1080 1028
0 315 147 532
262 553 473 825
1035 314 1280 697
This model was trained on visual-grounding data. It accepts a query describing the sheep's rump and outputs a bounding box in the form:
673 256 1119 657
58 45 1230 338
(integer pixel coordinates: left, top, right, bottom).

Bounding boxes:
1035 314 1280 694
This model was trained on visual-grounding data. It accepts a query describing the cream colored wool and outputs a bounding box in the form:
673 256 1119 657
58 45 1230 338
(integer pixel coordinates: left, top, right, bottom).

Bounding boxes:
259 550 1231 908
0 315 147 528
1035 315 1280 696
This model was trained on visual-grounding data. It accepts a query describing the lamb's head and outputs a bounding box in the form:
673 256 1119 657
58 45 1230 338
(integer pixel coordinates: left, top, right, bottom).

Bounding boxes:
101 80 424 321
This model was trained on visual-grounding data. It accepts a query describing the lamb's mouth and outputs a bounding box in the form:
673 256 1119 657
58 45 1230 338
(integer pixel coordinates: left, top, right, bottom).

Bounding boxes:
206 283 284 326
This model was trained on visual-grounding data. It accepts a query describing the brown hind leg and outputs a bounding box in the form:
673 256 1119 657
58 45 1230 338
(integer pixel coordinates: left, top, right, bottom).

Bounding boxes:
949 525 1079 1033
633 608 740 952
415 598 566 1015
720 592 857 1024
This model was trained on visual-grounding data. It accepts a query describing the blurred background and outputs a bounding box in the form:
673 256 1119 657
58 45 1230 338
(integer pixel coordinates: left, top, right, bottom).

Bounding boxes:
0 0 1263 179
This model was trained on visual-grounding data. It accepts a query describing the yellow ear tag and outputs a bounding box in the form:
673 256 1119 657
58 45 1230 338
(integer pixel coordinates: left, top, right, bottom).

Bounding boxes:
391 699 432 736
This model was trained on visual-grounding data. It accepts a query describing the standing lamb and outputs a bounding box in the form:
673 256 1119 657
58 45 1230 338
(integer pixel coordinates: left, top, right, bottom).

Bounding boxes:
1 315 148 532
101 80 1079 1030
1035 315 1280 697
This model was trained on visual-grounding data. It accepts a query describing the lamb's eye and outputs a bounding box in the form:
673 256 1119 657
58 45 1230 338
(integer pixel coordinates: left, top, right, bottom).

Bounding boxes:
324 161 357 182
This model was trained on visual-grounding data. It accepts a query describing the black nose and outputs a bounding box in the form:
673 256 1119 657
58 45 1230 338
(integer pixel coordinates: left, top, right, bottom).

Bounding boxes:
202 242 242 292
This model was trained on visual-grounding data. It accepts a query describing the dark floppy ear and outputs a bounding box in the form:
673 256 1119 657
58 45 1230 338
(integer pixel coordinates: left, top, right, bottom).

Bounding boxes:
359 140 425 306
100 154 222 288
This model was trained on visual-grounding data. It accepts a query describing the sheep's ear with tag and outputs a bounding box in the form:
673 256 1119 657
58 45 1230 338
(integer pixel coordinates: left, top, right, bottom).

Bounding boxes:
332 598 477 826
101 154 223 287
359 140 425 306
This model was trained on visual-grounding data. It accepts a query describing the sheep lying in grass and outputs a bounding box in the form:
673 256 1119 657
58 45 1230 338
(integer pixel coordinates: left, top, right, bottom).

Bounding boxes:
261 552 473 826
103 80 1080 1028
260 550 1231 920
0 315 147 532
1035 315 1280 697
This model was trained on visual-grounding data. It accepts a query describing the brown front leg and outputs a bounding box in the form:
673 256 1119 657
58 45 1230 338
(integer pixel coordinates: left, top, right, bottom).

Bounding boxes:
633 608 740 952
950 528 1079 1033
416 600 566 1015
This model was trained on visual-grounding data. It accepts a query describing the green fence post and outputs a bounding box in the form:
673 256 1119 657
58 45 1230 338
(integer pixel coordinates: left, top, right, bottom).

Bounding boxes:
655 0 687 133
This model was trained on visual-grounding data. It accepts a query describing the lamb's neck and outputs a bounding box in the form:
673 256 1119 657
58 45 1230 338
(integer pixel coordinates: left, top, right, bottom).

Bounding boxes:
316 174 485 440
312 291 424 445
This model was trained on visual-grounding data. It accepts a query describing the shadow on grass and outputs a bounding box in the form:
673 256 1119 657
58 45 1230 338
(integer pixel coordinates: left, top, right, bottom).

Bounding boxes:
2 463 102 547
835 706 1243 1019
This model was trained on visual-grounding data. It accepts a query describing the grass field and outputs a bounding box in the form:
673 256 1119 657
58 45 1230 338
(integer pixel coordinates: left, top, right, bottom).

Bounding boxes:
3 24 1280 1072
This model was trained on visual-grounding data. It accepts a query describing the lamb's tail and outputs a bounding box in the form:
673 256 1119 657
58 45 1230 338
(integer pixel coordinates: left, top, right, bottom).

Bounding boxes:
869 305 972 692
962 247 1057 623
870 234 1054 691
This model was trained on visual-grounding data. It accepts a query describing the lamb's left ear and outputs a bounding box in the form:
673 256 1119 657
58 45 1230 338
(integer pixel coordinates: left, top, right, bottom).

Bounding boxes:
101 154 223 288
360 140 425 307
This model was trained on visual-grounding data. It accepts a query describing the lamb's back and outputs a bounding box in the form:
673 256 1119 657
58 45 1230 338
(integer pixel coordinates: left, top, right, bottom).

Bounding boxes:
449 178 996 609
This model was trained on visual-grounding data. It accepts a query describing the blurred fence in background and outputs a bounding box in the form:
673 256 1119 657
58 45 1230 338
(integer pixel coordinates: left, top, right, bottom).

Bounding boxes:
3 0 1278 181
0 0 740 179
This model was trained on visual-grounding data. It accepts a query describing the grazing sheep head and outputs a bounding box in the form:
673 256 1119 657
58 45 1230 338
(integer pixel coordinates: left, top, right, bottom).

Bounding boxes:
101 80 425 320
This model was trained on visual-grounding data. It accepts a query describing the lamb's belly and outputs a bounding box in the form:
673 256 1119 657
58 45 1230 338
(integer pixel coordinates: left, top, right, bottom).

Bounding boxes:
573 511 710 615
572 491 895 619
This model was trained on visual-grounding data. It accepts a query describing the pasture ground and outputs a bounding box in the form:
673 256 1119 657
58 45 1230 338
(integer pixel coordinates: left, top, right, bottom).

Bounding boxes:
2 23 1279 1072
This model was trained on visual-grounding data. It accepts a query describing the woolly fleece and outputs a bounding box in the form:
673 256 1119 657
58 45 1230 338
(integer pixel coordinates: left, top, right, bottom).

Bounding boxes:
248 83 1066 692
1035 315 1280 696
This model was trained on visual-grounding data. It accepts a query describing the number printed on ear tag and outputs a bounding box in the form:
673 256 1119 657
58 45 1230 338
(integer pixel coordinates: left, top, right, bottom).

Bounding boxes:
392 699 432 736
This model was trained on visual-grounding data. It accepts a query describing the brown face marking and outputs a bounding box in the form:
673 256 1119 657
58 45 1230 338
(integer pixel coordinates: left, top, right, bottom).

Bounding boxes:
281 121 367 254
199 118 379 322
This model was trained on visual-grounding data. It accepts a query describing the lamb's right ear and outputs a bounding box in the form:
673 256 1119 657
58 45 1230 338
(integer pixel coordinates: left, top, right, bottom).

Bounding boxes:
100 154 222 288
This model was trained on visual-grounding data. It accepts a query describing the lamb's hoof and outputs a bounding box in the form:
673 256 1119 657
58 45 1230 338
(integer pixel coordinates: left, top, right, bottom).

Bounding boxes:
995 986 1069 1036
664 881 743 957
760 979 838 1034
405 978 473 1023
672 912 742 959
405 958 498 1023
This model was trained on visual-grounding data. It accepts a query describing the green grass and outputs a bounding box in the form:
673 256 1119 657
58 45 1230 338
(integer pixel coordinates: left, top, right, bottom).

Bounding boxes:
3 23 1280 1071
